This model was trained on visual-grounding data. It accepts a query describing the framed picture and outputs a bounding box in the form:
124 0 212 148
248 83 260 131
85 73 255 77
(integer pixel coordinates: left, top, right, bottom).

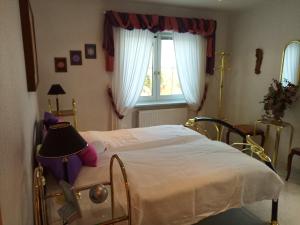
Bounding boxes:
85 44 97 59
19 0 39 92
70 51 82 65
55 57 67 72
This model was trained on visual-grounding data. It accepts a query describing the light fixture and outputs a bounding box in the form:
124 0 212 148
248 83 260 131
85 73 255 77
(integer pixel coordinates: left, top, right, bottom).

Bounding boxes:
38 122 87 183
48 84 66 113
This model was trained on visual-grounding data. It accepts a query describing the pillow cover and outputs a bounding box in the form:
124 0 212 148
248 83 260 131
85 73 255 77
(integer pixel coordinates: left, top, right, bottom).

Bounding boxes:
78 144 98 167
89 141 107 153
43 112 59 129
79 131 108 153
37 153 82 185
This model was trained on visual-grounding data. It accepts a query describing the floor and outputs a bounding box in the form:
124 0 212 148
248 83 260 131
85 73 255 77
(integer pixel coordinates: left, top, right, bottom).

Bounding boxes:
197 166 300 225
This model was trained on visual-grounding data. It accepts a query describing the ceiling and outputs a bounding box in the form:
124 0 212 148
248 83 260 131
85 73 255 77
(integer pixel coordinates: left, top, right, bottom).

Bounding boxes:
129 0 275 11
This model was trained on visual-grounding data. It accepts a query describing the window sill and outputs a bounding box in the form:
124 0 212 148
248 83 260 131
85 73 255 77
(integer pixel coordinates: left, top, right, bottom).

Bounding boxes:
135 101 187 109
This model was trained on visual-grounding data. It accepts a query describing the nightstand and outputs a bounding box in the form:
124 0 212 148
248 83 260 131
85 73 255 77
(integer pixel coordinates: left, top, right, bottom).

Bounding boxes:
48 98 78 128
254 118 294 168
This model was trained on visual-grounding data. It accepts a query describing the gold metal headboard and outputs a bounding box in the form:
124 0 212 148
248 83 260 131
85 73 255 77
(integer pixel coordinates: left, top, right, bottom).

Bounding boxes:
185 116 273 167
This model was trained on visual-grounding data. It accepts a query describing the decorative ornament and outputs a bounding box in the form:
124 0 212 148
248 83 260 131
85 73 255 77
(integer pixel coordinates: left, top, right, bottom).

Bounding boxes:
255 48 263 74
89 184 108 204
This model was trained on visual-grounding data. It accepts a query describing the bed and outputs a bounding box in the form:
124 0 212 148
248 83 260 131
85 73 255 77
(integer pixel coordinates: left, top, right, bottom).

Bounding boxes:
33 117 283 225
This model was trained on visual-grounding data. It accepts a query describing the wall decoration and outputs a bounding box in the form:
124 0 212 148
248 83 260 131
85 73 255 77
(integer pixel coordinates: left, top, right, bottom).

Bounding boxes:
70 50 82 65
85 44 97 59
19 0 39 92
255 48 263 74
55 57 67 72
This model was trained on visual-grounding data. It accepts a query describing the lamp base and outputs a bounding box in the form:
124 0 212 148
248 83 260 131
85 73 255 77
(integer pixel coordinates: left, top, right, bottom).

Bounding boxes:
56 97 60 114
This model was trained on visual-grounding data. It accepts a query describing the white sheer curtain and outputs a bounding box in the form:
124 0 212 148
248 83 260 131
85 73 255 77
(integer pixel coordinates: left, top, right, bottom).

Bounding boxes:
173 32 206 111
112 28 154 129
282 42 300 85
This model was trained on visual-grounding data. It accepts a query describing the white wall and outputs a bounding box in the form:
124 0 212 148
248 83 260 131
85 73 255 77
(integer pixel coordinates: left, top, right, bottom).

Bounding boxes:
31 0 230 131
0 0 39 224
224 0 300 168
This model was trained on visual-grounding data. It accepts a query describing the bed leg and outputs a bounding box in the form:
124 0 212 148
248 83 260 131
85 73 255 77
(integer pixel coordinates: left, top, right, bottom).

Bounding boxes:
271 199 279 225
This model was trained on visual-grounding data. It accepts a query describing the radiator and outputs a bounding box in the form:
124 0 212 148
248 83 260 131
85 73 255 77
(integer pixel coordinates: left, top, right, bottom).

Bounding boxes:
138 108 188 127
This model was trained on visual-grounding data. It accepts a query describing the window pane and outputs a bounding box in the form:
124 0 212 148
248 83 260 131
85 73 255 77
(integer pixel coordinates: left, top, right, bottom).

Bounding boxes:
160 39 182 96
141 51 153 97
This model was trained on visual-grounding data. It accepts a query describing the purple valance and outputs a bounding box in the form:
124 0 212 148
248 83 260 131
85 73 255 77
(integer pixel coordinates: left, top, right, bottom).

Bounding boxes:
102 10 217 75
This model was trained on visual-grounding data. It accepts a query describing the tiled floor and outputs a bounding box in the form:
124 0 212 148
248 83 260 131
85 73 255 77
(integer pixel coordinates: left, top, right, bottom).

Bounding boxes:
197 167 300 225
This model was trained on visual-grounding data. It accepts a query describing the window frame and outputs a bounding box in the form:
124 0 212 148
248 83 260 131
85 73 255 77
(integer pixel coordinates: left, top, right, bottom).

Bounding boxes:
137 32 185 105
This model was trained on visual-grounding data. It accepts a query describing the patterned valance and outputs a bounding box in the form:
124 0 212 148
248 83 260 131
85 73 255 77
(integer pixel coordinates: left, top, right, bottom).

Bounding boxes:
102 10 217 75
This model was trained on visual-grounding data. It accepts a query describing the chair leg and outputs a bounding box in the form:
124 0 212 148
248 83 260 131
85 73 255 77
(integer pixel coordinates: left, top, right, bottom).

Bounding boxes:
286 152 294 181
271 199 279 225
260 133 265 147
226 130 231 144
242 137 247 150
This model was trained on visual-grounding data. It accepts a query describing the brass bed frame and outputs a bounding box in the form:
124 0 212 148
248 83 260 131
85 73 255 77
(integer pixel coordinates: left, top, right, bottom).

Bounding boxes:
185 116 279 225
33 117 279 225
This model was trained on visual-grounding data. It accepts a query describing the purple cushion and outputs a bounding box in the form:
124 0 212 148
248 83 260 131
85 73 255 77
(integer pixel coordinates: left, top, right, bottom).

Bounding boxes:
44 112 59 129
78 144 98 167
37 154 82 185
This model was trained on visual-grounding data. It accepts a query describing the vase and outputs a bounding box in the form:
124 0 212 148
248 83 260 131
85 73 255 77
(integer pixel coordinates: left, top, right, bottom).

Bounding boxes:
263 110 282 122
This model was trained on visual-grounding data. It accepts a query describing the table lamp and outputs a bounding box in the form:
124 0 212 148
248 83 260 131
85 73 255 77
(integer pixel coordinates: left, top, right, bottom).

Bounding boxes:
48 84 66 113
39 122 87 183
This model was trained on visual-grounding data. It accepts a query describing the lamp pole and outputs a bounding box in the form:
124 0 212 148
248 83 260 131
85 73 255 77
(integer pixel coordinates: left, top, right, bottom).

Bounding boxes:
56 95 60 113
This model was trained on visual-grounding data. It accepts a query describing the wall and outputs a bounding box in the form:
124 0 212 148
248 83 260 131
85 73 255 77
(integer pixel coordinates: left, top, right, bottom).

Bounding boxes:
0 0 39 224
224 0 300 168
31 0 230 131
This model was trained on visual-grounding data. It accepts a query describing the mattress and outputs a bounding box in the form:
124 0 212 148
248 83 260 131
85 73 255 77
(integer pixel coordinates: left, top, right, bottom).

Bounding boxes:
74 125 283 225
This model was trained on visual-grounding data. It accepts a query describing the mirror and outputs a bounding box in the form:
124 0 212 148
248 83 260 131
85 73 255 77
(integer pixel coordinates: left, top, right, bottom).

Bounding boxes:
280 40 300 86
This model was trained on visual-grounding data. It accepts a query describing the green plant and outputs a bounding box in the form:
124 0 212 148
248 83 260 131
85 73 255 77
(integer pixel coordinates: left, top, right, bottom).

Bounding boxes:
261 79 298 120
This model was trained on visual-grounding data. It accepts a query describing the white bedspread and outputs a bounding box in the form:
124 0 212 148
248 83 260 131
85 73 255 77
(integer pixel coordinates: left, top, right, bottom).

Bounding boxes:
80 125 201 151
79 125 283 225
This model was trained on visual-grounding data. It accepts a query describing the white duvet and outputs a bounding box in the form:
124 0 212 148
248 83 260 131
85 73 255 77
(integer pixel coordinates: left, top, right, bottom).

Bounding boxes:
79 125 283 225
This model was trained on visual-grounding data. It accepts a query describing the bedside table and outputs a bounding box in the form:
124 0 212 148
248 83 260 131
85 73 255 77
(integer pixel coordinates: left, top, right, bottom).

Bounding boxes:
254 118 294 168
48 98 78 128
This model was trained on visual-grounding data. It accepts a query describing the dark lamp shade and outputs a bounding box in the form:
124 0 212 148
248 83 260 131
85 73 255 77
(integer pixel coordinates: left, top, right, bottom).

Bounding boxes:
39 122 87 158
48 84 66 95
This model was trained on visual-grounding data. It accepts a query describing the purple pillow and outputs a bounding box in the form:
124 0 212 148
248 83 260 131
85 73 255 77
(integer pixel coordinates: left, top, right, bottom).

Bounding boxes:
78 144 98 167
44 112 59 129
37 154 82 185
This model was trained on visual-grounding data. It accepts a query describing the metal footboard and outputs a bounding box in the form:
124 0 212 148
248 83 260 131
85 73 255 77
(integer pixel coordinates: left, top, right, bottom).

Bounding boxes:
33 154 131 225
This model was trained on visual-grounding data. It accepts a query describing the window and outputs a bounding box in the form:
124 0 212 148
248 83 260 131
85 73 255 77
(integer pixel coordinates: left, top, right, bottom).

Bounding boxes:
138 32 185 105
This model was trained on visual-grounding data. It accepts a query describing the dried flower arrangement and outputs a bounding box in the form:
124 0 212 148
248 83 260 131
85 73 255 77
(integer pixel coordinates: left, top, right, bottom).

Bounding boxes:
261 79 298 121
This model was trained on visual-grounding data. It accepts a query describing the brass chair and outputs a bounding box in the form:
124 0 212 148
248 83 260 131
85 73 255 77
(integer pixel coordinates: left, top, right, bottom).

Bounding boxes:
286 147 300 181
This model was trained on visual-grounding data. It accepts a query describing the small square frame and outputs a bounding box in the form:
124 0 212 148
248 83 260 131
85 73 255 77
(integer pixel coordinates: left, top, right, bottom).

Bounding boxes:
70 50 82 65
85 44 97 59
54 57 67 72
